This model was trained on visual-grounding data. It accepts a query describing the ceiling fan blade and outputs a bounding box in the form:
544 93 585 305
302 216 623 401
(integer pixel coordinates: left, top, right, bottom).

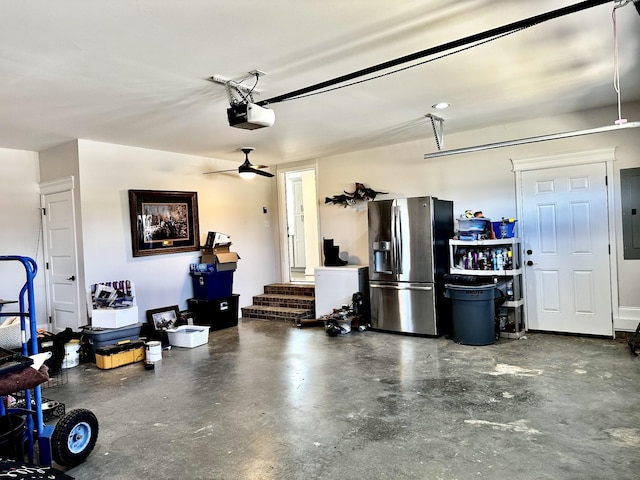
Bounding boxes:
202 168 236 175
253 168 274 178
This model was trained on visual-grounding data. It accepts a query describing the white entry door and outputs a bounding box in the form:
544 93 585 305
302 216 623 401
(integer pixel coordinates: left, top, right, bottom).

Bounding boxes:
41 188 82 332
521 162 612 336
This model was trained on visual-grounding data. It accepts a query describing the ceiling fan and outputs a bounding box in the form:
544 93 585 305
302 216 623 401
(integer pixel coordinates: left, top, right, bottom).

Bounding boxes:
203 147 274 179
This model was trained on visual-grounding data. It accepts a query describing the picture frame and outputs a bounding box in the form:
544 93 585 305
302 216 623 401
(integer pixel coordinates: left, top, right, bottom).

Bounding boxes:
146 305 180 331
204 231 216 250
128 190 200 257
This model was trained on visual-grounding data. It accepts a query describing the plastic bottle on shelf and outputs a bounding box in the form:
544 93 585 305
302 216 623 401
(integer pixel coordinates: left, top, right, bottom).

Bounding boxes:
496 249 504 270
506 280 514 300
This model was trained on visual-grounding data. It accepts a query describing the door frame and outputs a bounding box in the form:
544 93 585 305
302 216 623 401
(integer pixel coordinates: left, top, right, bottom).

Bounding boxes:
39 176 85 331
276 159 320 283
511 147 619 336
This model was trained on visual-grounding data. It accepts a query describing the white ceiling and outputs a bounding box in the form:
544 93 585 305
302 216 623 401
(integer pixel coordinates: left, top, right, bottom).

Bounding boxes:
1 1 639 167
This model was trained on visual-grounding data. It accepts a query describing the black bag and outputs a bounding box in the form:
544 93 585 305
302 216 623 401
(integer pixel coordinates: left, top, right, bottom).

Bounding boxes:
628 322 640 356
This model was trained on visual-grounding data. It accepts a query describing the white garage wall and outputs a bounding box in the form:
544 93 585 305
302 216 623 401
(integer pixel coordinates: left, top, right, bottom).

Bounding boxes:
3 102 638 331
75 140 279 320
315 102 640 327
0 147 47 324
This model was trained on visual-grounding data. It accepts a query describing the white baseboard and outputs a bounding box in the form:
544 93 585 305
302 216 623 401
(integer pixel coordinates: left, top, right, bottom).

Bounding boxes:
615 306 640 332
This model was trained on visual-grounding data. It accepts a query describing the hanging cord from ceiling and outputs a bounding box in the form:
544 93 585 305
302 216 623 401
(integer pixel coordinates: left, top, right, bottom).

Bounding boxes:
256 0 612 106
612 1 629 125
34 208 43 263
237 73 260 105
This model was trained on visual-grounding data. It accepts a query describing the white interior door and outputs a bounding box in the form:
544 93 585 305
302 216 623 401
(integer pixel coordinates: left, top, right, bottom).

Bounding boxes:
41 188 82 332
291 179 306 268
521 162 612 336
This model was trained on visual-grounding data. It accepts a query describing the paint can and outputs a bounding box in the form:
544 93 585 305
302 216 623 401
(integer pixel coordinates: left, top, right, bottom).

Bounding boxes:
145 340 162 363
62 339 81 369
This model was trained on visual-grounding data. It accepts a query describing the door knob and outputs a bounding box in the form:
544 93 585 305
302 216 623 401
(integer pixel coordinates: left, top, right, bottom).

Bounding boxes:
67 275 76 281
526 260 534 266
526 249 533 255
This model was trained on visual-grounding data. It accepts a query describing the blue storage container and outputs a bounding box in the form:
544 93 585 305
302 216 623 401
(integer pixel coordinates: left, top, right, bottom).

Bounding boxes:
492 220 517 239
190 270 233 300
457 217 491 233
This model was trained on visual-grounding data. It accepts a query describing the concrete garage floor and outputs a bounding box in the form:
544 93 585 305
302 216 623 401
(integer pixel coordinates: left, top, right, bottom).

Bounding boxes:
54 319 639 480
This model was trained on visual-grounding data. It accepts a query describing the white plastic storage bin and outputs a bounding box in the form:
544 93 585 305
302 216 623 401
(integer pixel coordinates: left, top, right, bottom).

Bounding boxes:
166 325 210 348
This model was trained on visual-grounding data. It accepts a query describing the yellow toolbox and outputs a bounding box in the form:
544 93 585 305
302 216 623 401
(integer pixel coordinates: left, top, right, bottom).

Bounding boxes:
95 340 145 369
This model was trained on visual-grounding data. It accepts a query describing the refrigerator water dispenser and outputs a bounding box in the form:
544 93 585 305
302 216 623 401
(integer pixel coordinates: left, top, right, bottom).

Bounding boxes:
373 241 392 273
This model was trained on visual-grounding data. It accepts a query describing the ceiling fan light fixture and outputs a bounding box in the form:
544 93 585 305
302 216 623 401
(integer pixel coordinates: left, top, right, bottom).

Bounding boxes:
238 159 257 179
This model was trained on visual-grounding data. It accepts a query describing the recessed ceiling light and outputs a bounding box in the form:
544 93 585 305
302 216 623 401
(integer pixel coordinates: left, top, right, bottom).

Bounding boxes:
432 102 450 110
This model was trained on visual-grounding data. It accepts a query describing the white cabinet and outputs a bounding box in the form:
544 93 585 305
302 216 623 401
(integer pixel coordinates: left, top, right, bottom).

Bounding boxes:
449 238 525 338
314 266 369 317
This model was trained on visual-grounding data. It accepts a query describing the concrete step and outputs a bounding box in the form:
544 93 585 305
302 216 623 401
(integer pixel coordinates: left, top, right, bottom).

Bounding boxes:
241 305 315 323
241 283 316 323
252 293 315 309
263 283 315 297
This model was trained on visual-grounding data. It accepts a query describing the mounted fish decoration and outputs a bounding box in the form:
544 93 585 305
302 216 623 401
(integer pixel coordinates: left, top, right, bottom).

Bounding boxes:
325 182 387 207
324 193 357 207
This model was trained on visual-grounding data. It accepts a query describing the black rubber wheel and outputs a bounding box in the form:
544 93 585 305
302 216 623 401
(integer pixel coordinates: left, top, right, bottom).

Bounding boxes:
52 408 99 468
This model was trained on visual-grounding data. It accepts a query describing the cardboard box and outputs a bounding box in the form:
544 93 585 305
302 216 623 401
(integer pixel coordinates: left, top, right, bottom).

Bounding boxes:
95 340 145 369
91 306 139 329
166 325 210 348
200 245 240 272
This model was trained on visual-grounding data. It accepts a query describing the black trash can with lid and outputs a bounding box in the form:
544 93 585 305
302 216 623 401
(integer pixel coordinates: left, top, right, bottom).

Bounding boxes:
444 276 497 346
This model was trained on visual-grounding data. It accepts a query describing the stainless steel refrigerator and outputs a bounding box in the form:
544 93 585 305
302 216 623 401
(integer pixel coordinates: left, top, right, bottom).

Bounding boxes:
368 196 453 336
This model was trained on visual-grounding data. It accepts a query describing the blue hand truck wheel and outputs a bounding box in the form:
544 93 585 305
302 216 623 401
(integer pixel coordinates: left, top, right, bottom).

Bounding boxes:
51 408 99 468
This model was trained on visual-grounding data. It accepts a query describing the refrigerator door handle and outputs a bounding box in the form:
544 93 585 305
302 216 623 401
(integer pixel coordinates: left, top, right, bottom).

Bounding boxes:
393 205 403 275
370 283 433 291
390 205 397 274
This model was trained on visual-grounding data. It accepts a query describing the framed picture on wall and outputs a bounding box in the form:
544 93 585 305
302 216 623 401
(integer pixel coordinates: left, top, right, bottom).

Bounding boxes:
128 189 200 257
